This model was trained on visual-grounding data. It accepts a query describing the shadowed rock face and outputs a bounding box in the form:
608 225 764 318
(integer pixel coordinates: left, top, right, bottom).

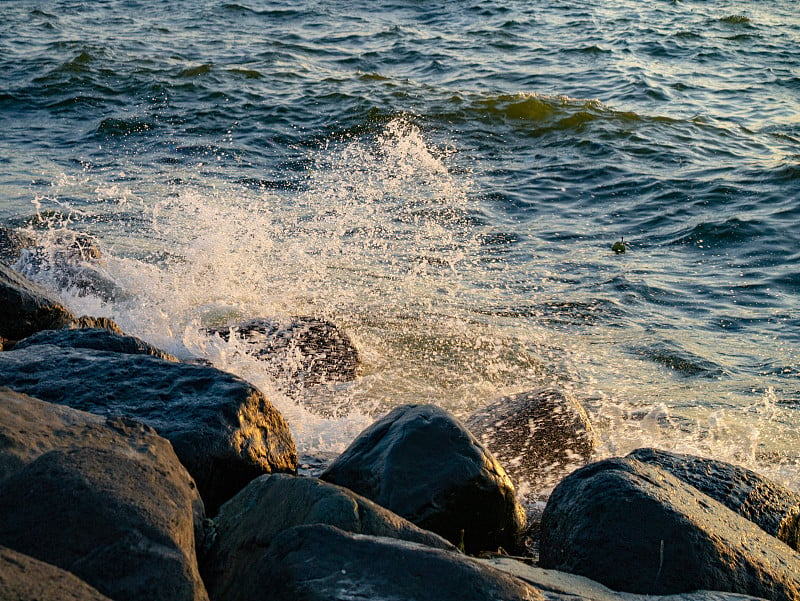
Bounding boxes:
13 327 179 361
227 524 552 601
0 262 74 341
205 316 360 390
202 474 455 601
321 403 526 554
466 388 596 497
0 545 113 601
0 391 209 601
0 342 297 514
538 457 800 601
628 447 800 552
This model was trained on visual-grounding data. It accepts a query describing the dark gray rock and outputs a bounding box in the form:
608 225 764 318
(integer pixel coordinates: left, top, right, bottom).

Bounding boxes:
0 545 113 601
14 327 179 362
205 316 360 390
482 556 779 601
203 473 456 601
538 457 800 600
0 408 208 601
320 404 526 554
0 344 297 513
0 262 75 341
466 388 596 497
229 523 560 601
0 226 36 267
628 447 800 552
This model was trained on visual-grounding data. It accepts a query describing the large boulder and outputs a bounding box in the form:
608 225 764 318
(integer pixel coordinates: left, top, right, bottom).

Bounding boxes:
14 326 179 361
538 457 800 600
202 473 455 601
0 392 209 601
628 447 800 551
205 316 360 389
226 523 560 601
320 404 526 554
466 388 596 496
0 342 297 513
0 261 74 341
0 545 113 601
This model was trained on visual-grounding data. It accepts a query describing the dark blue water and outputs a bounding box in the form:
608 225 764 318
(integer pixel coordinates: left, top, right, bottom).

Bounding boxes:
1 0 798 490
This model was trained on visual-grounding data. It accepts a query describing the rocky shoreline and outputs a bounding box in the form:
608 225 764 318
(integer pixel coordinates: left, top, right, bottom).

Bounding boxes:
1 227 799 601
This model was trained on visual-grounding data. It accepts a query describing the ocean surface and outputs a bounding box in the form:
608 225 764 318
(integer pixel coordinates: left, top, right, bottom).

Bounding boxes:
1 0 799 495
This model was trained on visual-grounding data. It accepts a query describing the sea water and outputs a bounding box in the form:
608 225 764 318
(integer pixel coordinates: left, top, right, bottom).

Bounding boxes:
1 0 798 494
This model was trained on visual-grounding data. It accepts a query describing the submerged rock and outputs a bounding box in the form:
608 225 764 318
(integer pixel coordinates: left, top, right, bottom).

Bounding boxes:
538 457 800 600
466 388 596 497
202 473 455 601
628 447 800 551
0 545 113 601
205 316 360 389
0 391 208 601
321 403 526 554
230 524 555 601
0 342 297 513
0 262 75 340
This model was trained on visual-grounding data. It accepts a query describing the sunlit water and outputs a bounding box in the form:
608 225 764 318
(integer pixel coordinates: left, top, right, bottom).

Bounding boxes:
1 0 798 495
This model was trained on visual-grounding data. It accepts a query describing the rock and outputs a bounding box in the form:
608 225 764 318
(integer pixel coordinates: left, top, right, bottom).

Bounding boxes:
14 327 178 362
466 388 596 497
482 556 778 601
67 314 125 333
0 393 209 601
320 404 526 554
205 316 360 388
538 457 800 600
628 447 800 552
0 225 36 267
0 344 297 513
226 523 560 601
0 262 75 340
0 545 113 601
202 473 456 600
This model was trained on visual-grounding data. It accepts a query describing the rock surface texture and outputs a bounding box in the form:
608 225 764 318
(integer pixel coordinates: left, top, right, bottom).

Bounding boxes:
230 524 555 601
205 316 360 389
0 545 113 601
0 262 74 340
538 457 800 600
466 388 596 496
0 391 208 601
321 403 526 554
202 473 455 601
628 447 800 551
0 339 297 513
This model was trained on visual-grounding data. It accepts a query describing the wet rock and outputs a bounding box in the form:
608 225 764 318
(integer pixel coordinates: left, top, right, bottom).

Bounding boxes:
228 523 558 601
321 404 526 554
628 447 800 552
0 344 297 513
14 327 179 362
482 556 779 601
538 457 800 600
203 473 456 601
67 314 125 333
205 316 360 388
466 388 596 497
0 545 113 601
0 262 75 340
0 225 36 267
0 392 208 601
